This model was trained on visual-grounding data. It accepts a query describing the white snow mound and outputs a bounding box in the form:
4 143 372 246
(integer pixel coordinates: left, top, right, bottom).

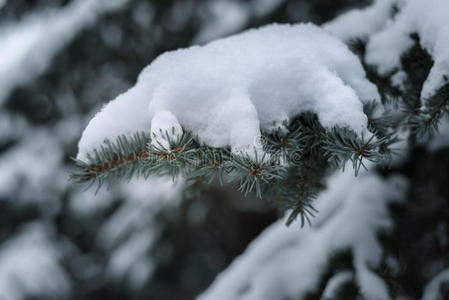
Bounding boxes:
77 23 379 160
364 0 449 100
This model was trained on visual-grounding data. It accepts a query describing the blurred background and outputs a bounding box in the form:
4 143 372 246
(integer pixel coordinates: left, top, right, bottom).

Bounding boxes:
0 1 402 299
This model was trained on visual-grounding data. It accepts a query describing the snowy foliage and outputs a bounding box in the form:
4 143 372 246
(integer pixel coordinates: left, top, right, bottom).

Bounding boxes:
366 0 449 101
421 269 449 300
0 0 128 105
0 222 70 300
1 0 449 299
0 129 66 204
326 0 449 101
77 23 379 160
429 117 449 150
198 168 407 300
193 0 285 44
98 177 183 289
323 0 395 42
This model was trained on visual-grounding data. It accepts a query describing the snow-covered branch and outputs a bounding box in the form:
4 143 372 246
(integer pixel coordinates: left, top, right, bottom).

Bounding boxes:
0 0 129 105
198 168 407 300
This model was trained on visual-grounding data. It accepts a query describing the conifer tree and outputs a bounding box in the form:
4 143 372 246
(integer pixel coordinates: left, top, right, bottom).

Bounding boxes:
0 0 448 299
69 1 449 299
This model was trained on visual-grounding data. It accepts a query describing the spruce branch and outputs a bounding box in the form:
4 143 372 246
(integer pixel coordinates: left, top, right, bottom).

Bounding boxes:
70 112 393 226
69 132 150 191
285 189 319 227
409 83 449 140
143 130 199 178
188 147 230 185
226 151 286 198
348 38 402 105
277 162 326 227
323 127 391 175
364 101 395 138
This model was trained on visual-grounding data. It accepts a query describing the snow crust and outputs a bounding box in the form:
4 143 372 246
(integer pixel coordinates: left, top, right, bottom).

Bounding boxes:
0 0 129 106
78 23 379 160
198 167 407 300
364 0 449 100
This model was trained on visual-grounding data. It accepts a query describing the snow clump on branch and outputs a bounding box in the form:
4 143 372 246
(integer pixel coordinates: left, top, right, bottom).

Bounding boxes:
77 23 379 160
326 0 449 101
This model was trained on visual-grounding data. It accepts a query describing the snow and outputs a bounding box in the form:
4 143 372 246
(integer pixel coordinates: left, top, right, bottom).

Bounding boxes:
0 222 70 300
99 177 182 249
193 0 285 44
78 23 379 160
323 0 396 42
429 117 449 151
421 269 449 300
197 166 407 300
322 271 354 299
0 0 129 106
391 70 407 91
364 0 449 100
106 229 156 290
326 0 449 100
0 129 66 204
0 111 27 145
69 147 185 289
69 186 115 218
98 176 183 288
194 0 249 44
150 110 183 149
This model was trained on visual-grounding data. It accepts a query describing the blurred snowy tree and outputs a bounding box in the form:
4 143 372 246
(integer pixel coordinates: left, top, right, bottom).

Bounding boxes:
1 1 448 300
